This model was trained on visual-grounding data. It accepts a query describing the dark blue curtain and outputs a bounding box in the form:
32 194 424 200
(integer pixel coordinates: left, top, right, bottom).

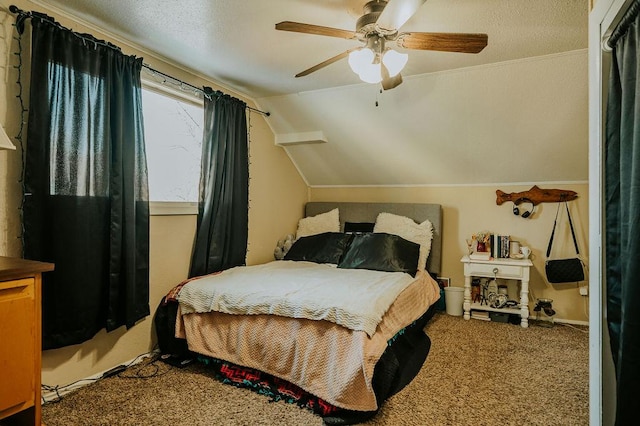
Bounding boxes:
20 13 150 349
605 1 640 423
189 88 248 277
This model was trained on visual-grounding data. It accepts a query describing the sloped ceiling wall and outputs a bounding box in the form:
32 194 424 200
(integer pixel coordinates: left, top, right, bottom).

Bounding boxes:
257 50 588 186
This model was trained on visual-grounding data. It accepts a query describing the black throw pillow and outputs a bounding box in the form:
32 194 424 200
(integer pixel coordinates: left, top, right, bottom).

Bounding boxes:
344 222 375 233
284 232 354 264
337 233 420 276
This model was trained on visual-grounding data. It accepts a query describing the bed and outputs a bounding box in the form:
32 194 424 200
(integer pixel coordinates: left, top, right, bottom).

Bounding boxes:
156 202 443 424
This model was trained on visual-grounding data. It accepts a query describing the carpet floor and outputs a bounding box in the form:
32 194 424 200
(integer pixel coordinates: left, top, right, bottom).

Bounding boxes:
42 313 589 425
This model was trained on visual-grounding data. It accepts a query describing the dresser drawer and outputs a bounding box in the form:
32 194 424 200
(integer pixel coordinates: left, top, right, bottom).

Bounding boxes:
464 262 526 279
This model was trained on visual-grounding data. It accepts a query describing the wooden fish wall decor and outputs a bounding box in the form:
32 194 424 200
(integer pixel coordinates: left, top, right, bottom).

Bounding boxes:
496 185 578 206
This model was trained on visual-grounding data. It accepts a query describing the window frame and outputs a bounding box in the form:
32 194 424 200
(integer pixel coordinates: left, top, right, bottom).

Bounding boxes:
141 78 203 216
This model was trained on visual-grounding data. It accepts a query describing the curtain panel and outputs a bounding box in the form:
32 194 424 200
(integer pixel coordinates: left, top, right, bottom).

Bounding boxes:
189 87 248 277
22 13 150 349
605 0 640 423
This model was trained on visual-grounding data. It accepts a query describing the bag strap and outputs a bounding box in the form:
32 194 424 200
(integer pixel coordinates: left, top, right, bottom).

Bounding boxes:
546 203 561 258
546 201 580 258
565 202 580 255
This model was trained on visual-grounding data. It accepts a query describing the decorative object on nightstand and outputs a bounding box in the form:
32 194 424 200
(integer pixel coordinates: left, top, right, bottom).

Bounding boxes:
465 238 474 254
509 241 522 258
471 231 491 253
487 276 499 296
471 279 481 303
468 232 492 261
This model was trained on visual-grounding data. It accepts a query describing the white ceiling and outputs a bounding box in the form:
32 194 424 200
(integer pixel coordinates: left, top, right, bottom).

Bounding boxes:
31 0 589 186
37 0 588 98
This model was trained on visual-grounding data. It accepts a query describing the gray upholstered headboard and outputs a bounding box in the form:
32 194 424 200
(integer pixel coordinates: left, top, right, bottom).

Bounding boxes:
305 202 443 276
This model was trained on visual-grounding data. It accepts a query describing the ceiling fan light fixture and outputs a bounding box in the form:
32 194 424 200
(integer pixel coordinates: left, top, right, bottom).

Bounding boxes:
357 62 382 84
348 48 374 74
381 49 408 77
348 47 384 83
348 48 382 83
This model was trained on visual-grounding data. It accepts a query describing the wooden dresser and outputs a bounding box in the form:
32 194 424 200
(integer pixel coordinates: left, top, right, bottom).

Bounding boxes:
0 257 54 425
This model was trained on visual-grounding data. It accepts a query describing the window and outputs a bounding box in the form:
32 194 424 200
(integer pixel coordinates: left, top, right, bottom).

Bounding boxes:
142 83 203 211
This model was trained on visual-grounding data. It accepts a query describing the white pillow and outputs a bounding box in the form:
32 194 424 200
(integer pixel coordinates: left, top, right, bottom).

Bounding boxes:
296 208 340 239
373 212 433 271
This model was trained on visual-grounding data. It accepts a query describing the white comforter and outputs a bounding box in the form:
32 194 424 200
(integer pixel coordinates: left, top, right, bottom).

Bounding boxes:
177 260 417 337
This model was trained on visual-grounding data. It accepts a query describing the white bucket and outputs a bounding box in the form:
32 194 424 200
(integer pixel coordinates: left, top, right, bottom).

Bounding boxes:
444 287 464 316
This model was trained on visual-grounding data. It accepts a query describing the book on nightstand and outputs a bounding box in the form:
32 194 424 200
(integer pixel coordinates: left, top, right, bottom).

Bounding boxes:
469 251 491 261
471 311 491 321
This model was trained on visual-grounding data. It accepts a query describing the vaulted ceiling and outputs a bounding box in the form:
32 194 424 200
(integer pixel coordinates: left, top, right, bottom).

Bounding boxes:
34 0 589 186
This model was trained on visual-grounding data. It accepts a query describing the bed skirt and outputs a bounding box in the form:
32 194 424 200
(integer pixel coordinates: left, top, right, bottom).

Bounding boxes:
154 300 434 424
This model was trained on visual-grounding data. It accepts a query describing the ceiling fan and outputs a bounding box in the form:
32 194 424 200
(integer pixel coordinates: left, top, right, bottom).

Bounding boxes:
275 0 487 90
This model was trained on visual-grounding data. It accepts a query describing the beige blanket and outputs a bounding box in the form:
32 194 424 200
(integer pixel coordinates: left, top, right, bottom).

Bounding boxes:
176 270 440 411
177 261 417 337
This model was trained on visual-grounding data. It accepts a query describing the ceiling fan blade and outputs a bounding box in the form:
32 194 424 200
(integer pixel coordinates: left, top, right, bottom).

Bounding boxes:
295 49 357 77
276 21 356 40
397 32 488 53
376 0 427 32
381 65 403 91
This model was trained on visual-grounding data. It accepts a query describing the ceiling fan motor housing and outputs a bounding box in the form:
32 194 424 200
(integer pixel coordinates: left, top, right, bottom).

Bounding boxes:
356 1 388 38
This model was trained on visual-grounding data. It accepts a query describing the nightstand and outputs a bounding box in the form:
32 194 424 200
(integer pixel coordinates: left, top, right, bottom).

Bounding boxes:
460 255 533 328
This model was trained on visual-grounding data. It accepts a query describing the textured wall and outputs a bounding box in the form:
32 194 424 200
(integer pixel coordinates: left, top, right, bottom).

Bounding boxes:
0 4 26 258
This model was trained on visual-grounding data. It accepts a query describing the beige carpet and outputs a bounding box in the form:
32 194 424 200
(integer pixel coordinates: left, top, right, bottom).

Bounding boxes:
42 313 589 425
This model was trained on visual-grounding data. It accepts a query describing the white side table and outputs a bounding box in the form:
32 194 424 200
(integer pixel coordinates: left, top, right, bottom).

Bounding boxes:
460 255 533 328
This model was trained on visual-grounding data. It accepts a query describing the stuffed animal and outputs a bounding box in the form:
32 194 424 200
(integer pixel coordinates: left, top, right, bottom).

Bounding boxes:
274 234 295 260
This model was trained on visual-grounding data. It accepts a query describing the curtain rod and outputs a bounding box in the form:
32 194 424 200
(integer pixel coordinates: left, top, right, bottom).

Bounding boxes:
142 65 270 117
8 5 270 117
607 0 640 48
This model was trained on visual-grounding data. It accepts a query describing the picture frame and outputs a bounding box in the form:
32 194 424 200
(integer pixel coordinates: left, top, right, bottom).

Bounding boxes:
436 277 450 289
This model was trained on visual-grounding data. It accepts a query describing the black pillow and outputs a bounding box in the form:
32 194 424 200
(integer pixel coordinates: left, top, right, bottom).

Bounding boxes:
344 222 375 233
337 232 420 276
284 232 354 264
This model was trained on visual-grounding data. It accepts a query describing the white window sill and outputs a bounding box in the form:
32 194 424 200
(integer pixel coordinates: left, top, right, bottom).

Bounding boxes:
150 201 198 216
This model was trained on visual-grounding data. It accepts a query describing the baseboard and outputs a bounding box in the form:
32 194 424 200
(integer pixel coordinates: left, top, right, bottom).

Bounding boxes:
553 318 589 326
42 371 105 403
41 350 160 404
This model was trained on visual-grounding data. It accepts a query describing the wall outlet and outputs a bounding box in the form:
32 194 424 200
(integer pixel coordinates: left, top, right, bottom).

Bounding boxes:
579 285 588 296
